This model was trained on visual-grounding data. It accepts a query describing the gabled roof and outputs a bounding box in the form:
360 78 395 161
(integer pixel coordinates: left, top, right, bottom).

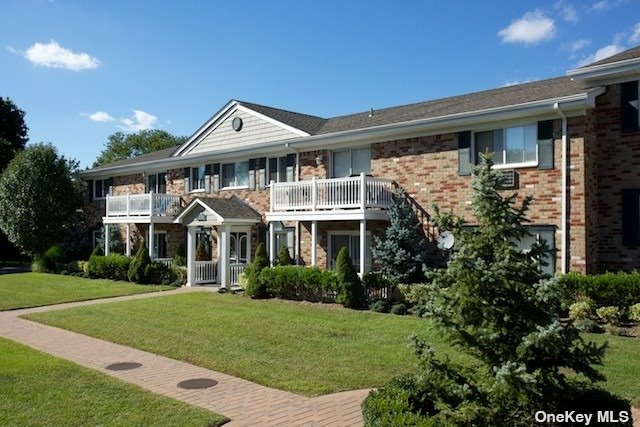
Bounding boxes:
236 100 327 135
89 146 179 171
174 196 261 224
581 45 640 68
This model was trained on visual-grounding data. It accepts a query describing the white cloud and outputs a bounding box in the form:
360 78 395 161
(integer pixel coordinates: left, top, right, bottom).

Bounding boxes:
555 1 578 23
498 11 556 44
119 110 158 132
11 40 100 71
589 0 613 12
81 111 115 122
503 77 539 87
563 39 591 52
630 23 640 44
577 44 624 67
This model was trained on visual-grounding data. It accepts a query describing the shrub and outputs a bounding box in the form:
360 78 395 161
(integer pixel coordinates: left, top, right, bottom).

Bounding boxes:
91 245 104 257
629 303 640 322
276 245 294 266
369 300 389 313
170 266 187 287
174 242 186 266
397 283 431 306
596 306 621 325
568 300 593 321
245 243 270 298
390 303 408 315
410 305 428 318
31 257 48 273
143 262 172 285
42 245 64 271
573 318 604 333
560 271 640 310
259 266 337 301
59 270 69 275
195 241 209 261
604 325 633 337
362 377 434 427
237 272 248 289
128 243 151 283
66 260 87 273
87 254 132 281
335 247 365 308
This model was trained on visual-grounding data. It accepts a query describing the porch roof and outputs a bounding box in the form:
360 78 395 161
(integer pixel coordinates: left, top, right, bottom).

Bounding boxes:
174 196 261 225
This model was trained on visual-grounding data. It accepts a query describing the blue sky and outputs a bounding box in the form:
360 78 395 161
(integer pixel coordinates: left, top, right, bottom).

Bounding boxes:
1 0 639 168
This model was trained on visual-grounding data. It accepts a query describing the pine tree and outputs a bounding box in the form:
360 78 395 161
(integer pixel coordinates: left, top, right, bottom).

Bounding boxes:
276 245 294 266
128 241 151 283
372 189 429 283
363 154 612 425
335 247 365 308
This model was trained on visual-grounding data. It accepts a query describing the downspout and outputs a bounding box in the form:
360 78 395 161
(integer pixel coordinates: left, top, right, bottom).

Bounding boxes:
554 103 568 274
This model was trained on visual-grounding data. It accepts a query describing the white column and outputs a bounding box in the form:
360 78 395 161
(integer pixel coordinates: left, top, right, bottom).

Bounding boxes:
311 220 317 267
216 228 222 283
220 223 230 289
269 221 275 266
125 223 131 256
148 222 154 260
186 226 196 286
359 219 366 277
246 230 252 264
104 224 110 256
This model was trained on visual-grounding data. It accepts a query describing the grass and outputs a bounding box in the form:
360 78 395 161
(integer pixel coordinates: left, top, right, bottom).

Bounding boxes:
0 337 227 426
0 273 173 311
25 292 640 405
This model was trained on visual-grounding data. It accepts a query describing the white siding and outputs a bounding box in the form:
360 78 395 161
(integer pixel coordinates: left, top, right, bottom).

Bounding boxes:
189 109 299 155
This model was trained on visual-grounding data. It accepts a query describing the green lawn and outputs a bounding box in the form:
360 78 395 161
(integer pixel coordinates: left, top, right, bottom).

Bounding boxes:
0 273 173 311
25 292 640 405
0 337 227 426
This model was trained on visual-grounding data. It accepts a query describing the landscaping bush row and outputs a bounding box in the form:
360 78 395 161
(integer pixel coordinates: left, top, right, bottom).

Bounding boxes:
560 271 640 310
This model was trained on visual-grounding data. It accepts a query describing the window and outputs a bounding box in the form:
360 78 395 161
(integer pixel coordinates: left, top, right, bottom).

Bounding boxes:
222 161 249 188
622 189 640 246
93 179 111 199
514 226 556 276
268 156 289 184
195 230 211 259
229 232 249 263
475 124 537 166
153 231 167 259
329 232 372 272
621 80 640 133
274 227 295 258
331 148 371 178
147 172 167 193
191 166 206 191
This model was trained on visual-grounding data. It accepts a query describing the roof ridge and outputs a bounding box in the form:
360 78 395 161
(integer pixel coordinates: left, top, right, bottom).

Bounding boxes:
236 99 327 120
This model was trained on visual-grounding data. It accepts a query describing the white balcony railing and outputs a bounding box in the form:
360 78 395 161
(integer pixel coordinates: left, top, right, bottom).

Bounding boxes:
195 261 217 284
229 263 247 286
106 192 182 217
270 174 395 212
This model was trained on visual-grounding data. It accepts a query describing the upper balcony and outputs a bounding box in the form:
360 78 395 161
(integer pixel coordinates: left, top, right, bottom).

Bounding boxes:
266 174 395 221
104 192 183 223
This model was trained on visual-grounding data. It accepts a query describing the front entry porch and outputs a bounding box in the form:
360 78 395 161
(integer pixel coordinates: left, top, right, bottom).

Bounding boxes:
174 197 261 288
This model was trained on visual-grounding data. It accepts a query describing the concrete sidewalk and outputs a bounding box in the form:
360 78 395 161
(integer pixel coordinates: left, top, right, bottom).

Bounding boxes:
0 289 368 426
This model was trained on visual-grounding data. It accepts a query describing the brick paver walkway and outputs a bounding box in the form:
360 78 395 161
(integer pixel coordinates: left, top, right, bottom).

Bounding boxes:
0 288 368 426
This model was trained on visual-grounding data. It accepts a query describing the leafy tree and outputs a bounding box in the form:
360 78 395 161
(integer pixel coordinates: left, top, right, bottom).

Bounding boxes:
0 97 29 172
363 154 612 425
0 144 82 257
335 247 365 308
372 189 429 283
93 130 187 167
276 245 294 266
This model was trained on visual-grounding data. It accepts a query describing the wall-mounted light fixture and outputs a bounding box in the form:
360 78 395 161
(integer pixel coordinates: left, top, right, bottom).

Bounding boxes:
315 155 323 166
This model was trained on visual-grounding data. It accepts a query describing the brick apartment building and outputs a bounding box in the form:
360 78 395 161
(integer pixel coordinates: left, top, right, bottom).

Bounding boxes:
81 46 640 287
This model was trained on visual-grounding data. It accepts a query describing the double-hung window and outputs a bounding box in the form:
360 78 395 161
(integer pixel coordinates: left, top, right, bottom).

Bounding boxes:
147 172 166 193
274 227 295 258
222 161 249 188
329 232 372 272
514 226 556 276
190 166 206 191
268 156 289 184
331 148 371 178
621 80 640 133
475 124 537 167
93 178 111 200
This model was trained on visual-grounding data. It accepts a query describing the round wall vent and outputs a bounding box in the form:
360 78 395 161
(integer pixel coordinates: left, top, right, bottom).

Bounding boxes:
232 117 243 131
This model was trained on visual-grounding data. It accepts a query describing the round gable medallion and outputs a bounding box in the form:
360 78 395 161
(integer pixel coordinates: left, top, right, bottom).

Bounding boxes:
232 116 243 131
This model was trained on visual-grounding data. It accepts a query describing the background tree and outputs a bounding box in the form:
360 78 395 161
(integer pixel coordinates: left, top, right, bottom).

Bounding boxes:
363 154 617 425
0 143 82 257
93 130 187 167
372 189 429 283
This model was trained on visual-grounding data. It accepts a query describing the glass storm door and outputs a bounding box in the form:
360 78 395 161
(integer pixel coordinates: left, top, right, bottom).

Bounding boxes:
229 232 248 264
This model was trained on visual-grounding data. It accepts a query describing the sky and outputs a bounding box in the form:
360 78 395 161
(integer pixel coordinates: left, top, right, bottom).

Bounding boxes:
1 0 639 168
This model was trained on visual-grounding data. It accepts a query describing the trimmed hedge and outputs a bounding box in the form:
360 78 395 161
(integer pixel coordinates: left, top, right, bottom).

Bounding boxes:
259 266 337 301
560 271 640 310
87 254 132 281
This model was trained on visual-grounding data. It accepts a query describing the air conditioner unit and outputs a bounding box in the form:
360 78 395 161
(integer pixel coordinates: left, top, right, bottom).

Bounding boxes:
499 170 518 189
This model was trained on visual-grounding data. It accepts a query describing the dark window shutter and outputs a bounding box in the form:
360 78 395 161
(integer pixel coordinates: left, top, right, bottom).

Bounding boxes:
204 164 211 193
107 178 114 195
457 131 471 176
622 189 640 246
258 157 267 189
213 163 220 193
88 179 94 201
248 159 256 190
536 226 556 276
183 167 190 194
537 120 554 170
621 81 639 133
286 154 295 182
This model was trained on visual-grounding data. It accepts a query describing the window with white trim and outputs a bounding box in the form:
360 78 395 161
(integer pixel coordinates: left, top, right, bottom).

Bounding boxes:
621 80 640 133
93 179 111 200
331 148 371 178
152 231 167 259
147 172 167 193
475 124 537 167
328 232 372 272
513 226 555 276
274 227 295 258
268 156 289 184
190 166 206 191
222 161 249 188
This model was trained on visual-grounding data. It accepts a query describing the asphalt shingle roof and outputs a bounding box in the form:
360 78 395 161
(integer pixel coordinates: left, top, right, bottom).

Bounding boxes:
195 196 261 221
236 100 328 134
580 45 640 68
90 146 179 171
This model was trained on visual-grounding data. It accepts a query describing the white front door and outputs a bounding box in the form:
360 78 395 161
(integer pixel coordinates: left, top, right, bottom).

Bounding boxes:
229 232 248 264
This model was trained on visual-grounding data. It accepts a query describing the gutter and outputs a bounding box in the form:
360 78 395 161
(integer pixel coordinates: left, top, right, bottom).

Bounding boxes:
554 103 568 274
81 92 592 178
567 57 640 80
